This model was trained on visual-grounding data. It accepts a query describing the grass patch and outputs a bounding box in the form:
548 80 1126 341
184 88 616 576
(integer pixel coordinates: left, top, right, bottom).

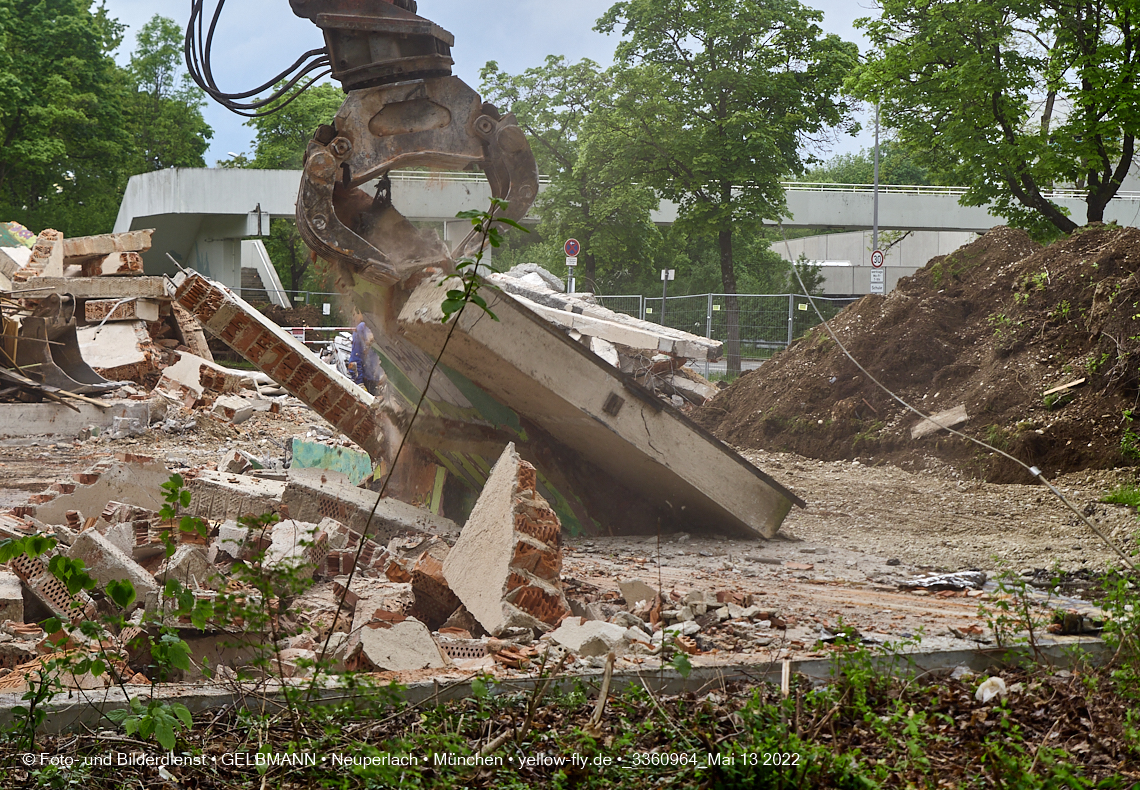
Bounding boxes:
1102 482 1140 508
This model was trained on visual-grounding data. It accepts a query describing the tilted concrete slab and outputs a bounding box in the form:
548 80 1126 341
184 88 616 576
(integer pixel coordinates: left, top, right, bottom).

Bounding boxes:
63 229 153 264
0 401 148 440
9 275 168 299
398 276 803 539
172 272 386 459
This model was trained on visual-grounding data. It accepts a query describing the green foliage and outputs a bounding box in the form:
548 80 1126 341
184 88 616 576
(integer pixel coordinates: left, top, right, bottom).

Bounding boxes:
800 143 935 186
481 57 661 293
106 698 193 751
594 0 857 371
1124 410 1140 460
1102 482 1140 508
851 0 1140 238
121 15 212 173
440 198 528 323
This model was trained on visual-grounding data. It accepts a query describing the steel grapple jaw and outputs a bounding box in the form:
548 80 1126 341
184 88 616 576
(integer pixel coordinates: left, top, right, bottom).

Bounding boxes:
292 0 538 285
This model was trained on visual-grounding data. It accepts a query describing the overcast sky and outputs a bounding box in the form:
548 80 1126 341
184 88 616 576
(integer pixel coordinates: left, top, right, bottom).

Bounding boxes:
101 0 881 167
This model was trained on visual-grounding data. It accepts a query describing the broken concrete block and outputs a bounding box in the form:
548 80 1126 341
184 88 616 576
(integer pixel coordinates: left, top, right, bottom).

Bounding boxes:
619 579 659 608
356 618 451 672
156 351 257 408
171 303 213 362
9 553 96 621
21 229 64 279
76 321 157 382
211 395 254 425
209 520 251 563
67 530 157 609
79 252 144 277
31 460 169 527
84 297 159 323
186 471 284 523
442 443 571 636
408 541 461 631
911 404 969 439
156 545 216 590
291 438 374 486
0 570 23 624
282 468 458 544
63 229 153 264
264 520 329 579
101 522 137 557
546 618 629 657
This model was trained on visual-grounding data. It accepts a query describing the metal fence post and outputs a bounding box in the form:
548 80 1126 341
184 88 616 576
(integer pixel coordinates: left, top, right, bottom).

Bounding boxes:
705 293 713 377
787 294 795 349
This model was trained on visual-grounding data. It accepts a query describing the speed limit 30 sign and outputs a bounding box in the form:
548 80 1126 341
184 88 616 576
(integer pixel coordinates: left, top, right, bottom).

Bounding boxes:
871 249 885 268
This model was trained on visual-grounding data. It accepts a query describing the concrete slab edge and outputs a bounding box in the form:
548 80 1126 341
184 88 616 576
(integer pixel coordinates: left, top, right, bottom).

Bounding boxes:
0 638 1107 734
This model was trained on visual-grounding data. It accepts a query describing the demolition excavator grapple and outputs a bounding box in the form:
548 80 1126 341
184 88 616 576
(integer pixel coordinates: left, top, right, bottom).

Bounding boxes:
188 0 538 283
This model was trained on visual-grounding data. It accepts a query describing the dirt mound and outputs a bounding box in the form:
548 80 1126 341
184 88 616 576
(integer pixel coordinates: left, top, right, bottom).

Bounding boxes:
696 224 1140 481
257 303 324 328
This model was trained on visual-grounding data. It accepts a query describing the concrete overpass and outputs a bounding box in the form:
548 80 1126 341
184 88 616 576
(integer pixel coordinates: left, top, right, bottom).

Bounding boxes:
114 168 1140 292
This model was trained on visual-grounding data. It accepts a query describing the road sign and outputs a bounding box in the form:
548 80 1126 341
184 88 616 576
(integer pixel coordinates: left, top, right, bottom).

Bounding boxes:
660 269 675 281
566 256 578 266
870 270 884 284
564 238 581 257
870 282 885 294
871 249 885 268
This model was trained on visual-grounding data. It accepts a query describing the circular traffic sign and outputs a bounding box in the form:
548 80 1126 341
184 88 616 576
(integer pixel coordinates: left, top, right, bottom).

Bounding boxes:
564 238 581 257
871 249 884 268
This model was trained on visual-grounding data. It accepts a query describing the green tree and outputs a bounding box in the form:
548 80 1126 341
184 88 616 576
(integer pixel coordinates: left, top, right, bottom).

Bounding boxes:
801 143 933 186
122 15 212 172
594 0 858 373
480 56 660 293
852 0 1140 239
0 0 128 235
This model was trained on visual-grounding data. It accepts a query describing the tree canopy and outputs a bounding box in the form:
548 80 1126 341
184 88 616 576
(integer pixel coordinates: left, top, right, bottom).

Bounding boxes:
852 0 1140 239
480 56 660 292
593 0 858 372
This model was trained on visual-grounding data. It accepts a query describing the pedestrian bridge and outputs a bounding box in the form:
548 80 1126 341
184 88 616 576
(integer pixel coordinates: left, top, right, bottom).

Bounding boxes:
114 168 1140 288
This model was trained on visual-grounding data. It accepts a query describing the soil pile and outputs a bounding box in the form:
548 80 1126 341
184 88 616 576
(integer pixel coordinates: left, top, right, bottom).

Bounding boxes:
697 224 1140 481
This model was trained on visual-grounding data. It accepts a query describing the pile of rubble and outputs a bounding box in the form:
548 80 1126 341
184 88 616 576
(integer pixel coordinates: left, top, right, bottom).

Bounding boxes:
0 442 785 689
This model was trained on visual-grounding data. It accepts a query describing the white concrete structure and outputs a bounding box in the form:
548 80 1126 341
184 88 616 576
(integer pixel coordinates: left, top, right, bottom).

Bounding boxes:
114 169 1140 295
773 229 979 295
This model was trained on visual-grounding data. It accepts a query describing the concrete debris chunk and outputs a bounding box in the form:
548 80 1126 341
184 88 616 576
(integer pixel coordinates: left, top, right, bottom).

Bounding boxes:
156 351 257 408
209 520 251 563
442 443 571 636
407 538 461 631
0 570 23 624
156 545 216 590
67 530 157 610
62 229 153 265
9 552 96 621
355 618 451 672
283 468 458 544
264 520 329 579
619 579 659 608
79 252 143 277
84 297 158 323
186 471 284 523
28 460 169 526
76 321 157 383
545 618 630 657
291 438 373 486
911 404 969 440
16 229 65 280
211 394 254 424
901 571 987 591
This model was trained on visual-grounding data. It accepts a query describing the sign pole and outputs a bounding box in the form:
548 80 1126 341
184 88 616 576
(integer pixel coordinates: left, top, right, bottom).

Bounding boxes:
873 101 880 256
659 269 675 326
564 239 581 294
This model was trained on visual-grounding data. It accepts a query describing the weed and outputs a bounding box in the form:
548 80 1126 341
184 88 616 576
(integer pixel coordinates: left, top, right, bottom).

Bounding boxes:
988 312 1015 336
1047 299 1071 321
1104 483 1140 511
985 424 1011 451
1087 351 1113 375
1043 391 1074 410
1123 410 1140 460
979 567 1053 660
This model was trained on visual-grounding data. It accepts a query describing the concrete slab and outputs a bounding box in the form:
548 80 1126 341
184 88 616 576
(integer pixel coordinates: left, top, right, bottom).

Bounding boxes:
173 272 386 458
399 275 803 539
186 471 285 523
21 229 64 279
211 395 254 424
912 404 969 439
29 460 170 526
10 275 168 299
545 618 630 657
282 468 458 544
76 321 154 380
156 351 256 408
0 400 148 440
356 618 451 672
67 530 158 608
79 252 143 277
264 520 329 579
442 443 570 636
291 438 373 486
63 229 153 264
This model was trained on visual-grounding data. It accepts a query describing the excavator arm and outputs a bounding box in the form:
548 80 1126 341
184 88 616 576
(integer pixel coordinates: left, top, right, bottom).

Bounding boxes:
287 0 538 283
